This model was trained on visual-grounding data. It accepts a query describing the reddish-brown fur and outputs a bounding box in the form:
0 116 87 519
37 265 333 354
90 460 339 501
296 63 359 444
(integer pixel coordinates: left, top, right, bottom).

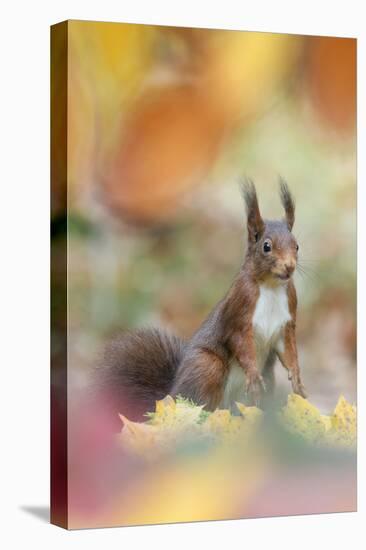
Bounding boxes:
277 281 306 397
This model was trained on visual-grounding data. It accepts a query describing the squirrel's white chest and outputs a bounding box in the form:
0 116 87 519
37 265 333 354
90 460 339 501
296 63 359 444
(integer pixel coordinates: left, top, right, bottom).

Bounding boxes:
252 284 291 344
220 284 291 411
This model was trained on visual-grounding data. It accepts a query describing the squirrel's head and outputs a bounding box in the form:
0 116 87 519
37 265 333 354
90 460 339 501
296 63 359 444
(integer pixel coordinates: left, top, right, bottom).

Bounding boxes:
242 178 299 284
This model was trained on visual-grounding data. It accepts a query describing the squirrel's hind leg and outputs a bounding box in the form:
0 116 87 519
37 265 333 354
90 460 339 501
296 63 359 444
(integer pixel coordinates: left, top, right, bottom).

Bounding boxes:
260 350 277 408
262 350 276 395
171 348 227 411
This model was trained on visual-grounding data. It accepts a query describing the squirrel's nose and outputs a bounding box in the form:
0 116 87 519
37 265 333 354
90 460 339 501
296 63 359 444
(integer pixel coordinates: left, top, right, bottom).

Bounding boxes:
284 263 295 276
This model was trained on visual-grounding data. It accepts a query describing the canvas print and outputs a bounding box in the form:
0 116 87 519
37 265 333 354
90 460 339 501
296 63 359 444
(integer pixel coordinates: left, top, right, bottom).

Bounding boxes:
51 20 357 529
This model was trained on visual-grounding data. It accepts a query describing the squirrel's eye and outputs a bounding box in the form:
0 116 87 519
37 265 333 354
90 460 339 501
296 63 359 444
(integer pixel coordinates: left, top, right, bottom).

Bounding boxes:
263 240 272 253
296 244 299 251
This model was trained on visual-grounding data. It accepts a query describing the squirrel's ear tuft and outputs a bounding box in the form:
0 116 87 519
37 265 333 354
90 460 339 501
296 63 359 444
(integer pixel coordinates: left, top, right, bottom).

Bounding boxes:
279 177 295 231
241 178 265 242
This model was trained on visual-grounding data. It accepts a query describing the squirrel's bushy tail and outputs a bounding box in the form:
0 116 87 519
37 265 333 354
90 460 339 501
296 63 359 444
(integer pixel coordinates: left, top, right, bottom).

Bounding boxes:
94 328 185 422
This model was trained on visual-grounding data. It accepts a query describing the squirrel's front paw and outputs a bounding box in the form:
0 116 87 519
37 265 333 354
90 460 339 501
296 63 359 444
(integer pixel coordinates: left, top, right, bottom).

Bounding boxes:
292 378 307 399
245 370 266 407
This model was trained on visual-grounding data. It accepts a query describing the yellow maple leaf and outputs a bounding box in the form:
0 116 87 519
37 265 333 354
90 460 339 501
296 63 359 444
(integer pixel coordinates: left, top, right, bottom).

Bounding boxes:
151 395 204 428
326 395 357 447
153 395 176 423
203 409 243 440
205 409 232 430
280 393 327 443
235 402 263 424
332 395 356 429
117 414 158 454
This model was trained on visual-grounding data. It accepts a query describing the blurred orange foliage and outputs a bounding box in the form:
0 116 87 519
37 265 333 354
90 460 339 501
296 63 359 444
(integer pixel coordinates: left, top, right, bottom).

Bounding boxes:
305 36 356 132
57 23 356 224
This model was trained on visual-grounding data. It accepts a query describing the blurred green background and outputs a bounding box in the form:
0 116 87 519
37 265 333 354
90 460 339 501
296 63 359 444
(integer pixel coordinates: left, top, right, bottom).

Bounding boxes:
54 22 356 411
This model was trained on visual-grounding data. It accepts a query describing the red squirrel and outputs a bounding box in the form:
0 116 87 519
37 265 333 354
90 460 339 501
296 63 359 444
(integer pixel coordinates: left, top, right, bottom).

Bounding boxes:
96 179 306 419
